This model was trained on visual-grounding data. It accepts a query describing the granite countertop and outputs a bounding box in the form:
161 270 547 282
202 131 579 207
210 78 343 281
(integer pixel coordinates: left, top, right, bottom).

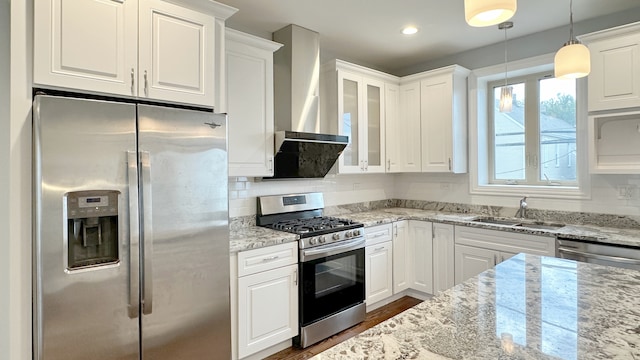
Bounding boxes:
229 207 640 253
311 253 640 360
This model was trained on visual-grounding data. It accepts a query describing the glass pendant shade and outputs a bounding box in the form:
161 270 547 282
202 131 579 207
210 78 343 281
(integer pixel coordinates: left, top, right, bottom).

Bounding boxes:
499 86 513 113
554 41 591 79
465 0 517 27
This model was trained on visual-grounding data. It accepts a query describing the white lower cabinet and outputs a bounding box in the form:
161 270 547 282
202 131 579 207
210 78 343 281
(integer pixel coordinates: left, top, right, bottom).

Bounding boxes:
234 242 298 359
454 225 555 284
365 224 394 306
392 221 411 293
432 223 455 294
408 220 433 294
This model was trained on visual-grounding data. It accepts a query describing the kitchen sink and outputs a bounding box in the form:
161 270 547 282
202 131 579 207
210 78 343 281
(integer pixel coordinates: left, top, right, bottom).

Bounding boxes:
472 217 565 230
472 217 523 226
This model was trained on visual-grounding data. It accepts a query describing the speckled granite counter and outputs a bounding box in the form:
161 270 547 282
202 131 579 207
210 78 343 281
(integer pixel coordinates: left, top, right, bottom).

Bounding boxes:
229 207 640 253
229 225 298 253
338 208 640 248
311 253 640 360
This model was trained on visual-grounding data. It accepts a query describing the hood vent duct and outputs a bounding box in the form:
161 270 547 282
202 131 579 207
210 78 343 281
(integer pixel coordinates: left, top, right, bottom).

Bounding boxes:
264 24 348 179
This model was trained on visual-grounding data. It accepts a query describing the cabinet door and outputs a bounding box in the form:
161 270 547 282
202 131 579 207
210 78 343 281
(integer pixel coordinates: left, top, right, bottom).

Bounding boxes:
338 70 365 173
365 241 393 306
588 33 640 112
420 74 453 172
226 31 280 177
432 223 455 293
237 264 298 359
385 83 400 172
392 221 411 293
34 0 138 96
454 244 496 285
409 221 433 294
398 81 422 172
363 78 386 173
139 0 215 106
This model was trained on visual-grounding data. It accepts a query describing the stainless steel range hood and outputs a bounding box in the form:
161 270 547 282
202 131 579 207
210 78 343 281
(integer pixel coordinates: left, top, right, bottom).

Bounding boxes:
264 24 348 179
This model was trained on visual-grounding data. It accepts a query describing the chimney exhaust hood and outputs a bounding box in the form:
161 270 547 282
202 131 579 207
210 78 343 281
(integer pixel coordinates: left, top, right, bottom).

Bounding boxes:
264 24 348 179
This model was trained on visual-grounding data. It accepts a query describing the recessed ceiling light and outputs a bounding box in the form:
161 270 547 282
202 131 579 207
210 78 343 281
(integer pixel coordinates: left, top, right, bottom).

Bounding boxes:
402 26 418 35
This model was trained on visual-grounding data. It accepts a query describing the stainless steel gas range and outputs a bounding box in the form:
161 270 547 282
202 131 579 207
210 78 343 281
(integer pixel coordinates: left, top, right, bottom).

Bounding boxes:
257 193 366 348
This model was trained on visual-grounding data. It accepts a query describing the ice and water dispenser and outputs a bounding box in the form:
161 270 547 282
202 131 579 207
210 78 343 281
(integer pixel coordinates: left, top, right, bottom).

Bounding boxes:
65 190 120 270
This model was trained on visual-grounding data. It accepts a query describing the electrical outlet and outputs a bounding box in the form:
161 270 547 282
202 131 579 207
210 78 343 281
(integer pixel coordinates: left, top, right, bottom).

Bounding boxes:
440 182 451 190
617 185 634 200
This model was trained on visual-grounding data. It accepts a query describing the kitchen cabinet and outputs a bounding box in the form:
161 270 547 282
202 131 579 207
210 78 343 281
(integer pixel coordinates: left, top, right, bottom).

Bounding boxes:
392 221 411 293
365 224 394 307
386 81 422 173
409 220 433 294
580 22 640 112
588 110 640 174
34 0 236 107
226 29 282 177
454 225 554 284
432 223 455 294
398 65 470 173
235 242 298 359
322 60 397 174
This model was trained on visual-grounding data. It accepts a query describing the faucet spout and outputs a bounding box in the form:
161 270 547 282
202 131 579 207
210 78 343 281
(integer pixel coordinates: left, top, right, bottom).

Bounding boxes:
515 196 528 218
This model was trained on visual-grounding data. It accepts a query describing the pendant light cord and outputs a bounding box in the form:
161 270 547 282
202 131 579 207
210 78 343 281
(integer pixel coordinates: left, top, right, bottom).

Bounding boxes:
569 0 574 41
504 25 508 87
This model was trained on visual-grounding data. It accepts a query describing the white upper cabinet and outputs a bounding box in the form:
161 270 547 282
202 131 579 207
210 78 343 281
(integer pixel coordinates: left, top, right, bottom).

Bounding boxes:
226 29 282 177
34 0 138 97
34 0 237 107
322 60 397 174
417 65 470 173
386 81 422 173
581 22 640 112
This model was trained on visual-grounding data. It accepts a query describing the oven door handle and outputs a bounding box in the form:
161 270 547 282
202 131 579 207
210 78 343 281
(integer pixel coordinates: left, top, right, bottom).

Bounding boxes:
558 247 640 266
301 237 365 262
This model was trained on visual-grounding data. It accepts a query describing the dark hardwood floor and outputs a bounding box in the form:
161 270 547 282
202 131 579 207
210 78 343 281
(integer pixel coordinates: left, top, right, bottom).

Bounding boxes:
264 296 423 360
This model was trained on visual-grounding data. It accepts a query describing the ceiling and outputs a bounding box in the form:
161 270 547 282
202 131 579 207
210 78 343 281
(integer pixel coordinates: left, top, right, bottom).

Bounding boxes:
217 0 640 74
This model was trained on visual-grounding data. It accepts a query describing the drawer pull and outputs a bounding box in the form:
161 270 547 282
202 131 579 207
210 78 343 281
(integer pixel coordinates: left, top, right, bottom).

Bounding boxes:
374 246 384 251
261 255 280 262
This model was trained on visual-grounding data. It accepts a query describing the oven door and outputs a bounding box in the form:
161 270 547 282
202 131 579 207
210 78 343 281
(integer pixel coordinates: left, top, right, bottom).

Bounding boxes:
299 237 365 327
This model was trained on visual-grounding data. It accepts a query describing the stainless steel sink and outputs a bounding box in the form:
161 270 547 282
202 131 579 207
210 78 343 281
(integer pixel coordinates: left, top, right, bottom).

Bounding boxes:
472 217 565 230
472 217 523 226
516 222 565 230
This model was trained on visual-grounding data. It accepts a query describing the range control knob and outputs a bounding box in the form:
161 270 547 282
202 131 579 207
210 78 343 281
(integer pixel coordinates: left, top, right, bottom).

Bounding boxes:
309 237 317 245
332 233 340 240
353 229 361 236
319 236 327 243
345 231 353 238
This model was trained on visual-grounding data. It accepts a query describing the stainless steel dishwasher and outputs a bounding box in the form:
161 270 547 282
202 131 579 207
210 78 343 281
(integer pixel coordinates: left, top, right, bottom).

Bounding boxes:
556 237 640 270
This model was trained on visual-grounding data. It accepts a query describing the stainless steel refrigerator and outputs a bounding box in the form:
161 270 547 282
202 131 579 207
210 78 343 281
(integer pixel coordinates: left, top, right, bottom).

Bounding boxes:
33 94 231 359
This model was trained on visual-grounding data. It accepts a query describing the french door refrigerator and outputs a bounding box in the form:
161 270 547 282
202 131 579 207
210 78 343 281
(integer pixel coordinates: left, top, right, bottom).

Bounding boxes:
33 94 230 359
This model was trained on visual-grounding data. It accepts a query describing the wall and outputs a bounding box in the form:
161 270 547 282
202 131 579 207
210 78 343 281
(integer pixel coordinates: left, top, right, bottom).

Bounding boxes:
7 0 33 359
1 0 10 358
230 174 395 217
398 7 640 76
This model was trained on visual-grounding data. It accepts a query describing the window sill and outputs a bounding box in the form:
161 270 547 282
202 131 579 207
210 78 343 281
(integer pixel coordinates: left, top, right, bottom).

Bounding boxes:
471 183 590 200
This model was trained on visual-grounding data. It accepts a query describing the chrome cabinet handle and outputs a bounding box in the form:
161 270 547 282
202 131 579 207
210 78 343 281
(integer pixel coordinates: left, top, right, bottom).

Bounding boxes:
140 151 153 315
493 254 498 266
144 70 149 97
130 68 135 95
448 158 452 171
293 269 298 286
374 246 384 252
387 159 391 171
127 151 140 319
261 255 280 263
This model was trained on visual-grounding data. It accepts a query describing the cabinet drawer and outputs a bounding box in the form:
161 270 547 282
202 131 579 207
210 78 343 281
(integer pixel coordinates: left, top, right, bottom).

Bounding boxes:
365 223 393 246
237 242 298 277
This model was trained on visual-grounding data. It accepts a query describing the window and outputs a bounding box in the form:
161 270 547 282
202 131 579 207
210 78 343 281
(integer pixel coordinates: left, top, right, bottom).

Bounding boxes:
488 71 577 186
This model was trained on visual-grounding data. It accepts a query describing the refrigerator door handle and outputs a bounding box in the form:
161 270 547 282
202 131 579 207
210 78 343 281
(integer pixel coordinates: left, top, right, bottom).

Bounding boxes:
140 151 154 315
127 151 140 319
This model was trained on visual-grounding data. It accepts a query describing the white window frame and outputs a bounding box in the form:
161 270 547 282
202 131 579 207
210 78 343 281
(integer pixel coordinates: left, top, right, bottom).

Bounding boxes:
468 53 591 199
487 71 578 187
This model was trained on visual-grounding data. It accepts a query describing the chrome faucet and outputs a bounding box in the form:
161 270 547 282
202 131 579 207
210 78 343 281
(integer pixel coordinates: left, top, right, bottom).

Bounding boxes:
515 196 528 218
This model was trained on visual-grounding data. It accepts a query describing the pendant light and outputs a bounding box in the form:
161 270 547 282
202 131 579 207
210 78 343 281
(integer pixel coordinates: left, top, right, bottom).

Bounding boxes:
499 21 513 113
465 0 517 27
554 0 590 79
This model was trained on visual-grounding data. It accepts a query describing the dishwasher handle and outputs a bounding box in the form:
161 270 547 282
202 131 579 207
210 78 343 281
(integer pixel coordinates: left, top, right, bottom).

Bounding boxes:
558 247 640 266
